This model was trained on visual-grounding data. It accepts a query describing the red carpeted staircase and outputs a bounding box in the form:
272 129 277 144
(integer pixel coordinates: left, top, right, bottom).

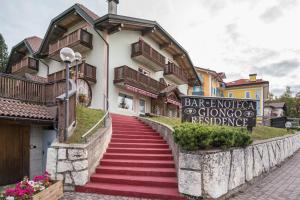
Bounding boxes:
76 114 185 200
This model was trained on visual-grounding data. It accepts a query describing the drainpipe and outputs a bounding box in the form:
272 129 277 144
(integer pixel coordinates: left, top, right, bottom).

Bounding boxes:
93 27 110 111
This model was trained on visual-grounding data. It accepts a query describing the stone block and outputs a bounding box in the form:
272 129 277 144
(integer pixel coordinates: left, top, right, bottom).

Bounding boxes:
46 148 57 180
68 149 88 160
179 153 202 170
58 148 67 160
202 151 231 199
228 149 245 190
57 161 73 173
65 173 73 184
72 160 88 171
179 169 202 196
72 170 89 185
245 146 253 182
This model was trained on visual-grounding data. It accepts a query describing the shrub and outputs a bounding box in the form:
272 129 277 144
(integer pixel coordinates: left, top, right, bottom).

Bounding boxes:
173 123 252 151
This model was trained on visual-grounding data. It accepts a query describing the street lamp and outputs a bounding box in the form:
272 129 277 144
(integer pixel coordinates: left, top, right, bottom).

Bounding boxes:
60 47 75 142
74 52 82 104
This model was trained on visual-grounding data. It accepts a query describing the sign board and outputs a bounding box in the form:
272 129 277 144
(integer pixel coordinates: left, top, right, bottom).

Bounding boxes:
182 96 257 127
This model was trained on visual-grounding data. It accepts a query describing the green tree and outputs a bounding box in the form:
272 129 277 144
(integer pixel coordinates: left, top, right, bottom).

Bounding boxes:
0 33 8 73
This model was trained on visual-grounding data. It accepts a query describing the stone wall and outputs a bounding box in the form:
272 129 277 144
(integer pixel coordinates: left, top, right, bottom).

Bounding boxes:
46 119 112 190
139 118 300 199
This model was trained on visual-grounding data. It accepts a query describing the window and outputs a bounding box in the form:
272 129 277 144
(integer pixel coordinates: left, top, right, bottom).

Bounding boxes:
138 67 151 76
256 91 261 116
228 92 233 98
245 91 250 99
118 93 133 110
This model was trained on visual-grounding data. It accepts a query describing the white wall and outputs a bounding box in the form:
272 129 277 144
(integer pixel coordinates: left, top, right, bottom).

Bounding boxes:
108 30 187 115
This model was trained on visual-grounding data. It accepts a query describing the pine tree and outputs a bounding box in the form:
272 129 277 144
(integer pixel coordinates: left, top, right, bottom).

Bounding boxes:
0 33 8 73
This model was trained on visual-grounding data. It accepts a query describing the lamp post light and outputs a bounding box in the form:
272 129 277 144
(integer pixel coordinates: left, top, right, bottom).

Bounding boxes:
60 47 75 141
74 52 82 104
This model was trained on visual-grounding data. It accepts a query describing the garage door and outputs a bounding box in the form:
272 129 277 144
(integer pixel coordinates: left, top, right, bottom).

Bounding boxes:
0 121 29 186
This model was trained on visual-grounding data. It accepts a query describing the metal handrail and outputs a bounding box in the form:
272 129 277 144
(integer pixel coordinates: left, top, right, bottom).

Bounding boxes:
81 110 109 142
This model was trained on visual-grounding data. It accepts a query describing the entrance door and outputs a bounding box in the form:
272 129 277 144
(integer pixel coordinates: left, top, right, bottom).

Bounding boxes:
139 99 146 114
0 121 29 185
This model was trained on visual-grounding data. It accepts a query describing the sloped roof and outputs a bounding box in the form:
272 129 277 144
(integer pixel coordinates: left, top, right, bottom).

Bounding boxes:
226 79 269 87
265 102 286 108
0 98 56 121
25 36 42 53
160 85 183 97
77 3 100 20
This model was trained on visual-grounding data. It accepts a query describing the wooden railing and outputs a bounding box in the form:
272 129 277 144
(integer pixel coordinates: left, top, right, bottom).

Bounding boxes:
114 66 166 95
48 29 93 56
0 73 72 105
48 62 97 83
0 73 45 104
164 62 188 83
131 40 166 68
11 57 39 74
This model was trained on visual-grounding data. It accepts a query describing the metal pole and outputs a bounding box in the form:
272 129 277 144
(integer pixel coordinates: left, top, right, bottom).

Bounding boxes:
64 62 70 142
75 60 79 104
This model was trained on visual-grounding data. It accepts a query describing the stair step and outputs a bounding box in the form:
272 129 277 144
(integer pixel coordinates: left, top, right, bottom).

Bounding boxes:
90 174 178 188
100 159 175 168
107 148 171 154
111 138 166 144
112 131 158 135
103 153 173 160
96 166 177 177
76 183 185 200
109 143 169 149
112 134 162 139
113 128 154 132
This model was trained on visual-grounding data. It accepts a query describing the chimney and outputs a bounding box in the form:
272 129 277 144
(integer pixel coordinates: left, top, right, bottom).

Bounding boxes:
108 0 119 14
249 73 257 82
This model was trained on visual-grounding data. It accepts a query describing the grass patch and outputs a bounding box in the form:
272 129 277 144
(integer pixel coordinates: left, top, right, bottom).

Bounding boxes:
67 106 105 143
146 116 294 141
146 116 181 128
251 126 293 140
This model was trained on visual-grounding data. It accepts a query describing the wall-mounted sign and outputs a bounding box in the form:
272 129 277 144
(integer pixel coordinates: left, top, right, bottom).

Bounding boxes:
182 96 257 127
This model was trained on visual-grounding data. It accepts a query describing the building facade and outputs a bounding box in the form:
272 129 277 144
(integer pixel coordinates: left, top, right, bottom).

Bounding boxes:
224 74 269 122
190 67 226 97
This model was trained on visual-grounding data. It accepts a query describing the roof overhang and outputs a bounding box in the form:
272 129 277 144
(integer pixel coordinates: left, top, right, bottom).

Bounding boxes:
95 14 201 86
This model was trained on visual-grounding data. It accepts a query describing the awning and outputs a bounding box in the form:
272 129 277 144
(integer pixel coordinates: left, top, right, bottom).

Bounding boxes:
125 84 158 99
166 98 182 108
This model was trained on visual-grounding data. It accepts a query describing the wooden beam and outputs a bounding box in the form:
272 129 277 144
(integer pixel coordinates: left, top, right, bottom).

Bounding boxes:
107 23 124 34
173 53 185 60
142 27 156 36
160 42 173 50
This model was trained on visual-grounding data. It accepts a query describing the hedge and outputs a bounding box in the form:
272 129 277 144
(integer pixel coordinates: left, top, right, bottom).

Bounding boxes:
173 123 252 151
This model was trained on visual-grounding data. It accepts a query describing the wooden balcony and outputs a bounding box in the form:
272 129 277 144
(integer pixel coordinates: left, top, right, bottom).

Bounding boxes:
114 66 166 97
48 29 93 60
164 62 188 84
48 62 97 84
131 40 166 72
11 57 39 75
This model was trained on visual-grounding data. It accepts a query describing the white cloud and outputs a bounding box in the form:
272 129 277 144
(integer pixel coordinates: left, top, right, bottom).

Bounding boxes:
0 0 299 96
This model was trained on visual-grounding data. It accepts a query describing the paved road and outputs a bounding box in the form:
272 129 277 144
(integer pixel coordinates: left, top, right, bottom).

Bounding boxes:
230 150 300 200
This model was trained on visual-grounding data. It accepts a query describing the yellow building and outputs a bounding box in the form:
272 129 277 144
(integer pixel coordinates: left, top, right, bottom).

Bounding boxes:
190 67 226 97
224 74 269 122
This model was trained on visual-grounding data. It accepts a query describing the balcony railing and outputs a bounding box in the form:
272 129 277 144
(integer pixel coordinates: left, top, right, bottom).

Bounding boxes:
114 66 166 95
164 62 188 84
131 40 166 71
48 62 97 83
48 29 93 58
11 57 39 74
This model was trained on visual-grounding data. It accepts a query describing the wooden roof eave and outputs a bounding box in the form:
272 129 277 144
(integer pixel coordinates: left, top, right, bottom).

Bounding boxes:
95 14 201 86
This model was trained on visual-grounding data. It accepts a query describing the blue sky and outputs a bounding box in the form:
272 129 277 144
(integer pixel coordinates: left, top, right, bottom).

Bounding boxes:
1 0 300 96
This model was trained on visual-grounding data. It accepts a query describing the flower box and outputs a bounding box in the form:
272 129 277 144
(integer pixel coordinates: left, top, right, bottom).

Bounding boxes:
32 181 63 200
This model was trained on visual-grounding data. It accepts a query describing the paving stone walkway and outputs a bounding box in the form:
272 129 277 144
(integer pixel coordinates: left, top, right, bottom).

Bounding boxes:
230 150 300 200
61 192 156 200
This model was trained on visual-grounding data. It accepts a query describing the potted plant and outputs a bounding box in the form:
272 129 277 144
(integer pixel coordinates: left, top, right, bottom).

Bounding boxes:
0 172 63 200
78 93 87 104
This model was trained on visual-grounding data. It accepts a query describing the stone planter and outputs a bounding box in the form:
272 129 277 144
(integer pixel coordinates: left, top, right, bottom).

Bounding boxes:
32 181 63 200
